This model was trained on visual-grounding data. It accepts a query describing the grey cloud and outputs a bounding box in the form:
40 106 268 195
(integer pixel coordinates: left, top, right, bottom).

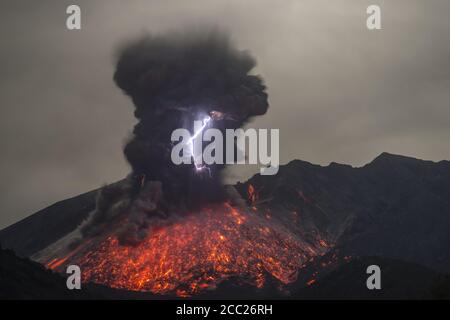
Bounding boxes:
1 0 449 228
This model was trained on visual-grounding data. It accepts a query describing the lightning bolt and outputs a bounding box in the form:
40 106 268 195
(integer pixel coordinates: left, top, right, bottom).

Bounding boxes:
187 115 212 172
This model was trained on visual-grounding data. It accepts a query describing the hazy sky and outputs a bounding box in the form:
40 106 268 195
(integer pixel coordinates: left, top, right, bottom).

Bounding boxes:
1 0 449 228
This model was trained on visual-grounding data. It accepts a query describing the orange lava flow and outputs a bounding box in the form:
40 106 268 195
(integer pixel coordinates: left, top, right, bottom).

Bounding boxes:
50 203 319 296
247 184 258 204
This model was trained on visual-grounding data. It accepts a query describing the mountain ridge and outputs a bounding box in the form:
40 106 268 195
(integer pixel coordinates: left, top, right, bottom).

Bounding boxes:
1 152 449 273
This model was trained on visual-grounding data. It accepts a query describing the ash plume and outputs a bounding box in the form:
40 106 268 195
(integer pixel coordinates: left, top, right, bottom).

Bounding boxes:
115 29 269 205
58 29 269 247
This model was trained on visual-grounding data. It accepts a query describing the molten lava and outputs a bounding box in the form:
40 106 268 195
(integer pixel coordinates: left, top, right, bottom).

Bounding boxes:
247 184 258 204
47 203 324 297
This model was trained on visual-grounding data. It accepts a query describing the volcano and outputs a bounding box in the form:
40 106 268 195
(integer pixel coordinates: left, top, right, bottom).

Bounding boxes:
1 29 449 300
1 153 450 299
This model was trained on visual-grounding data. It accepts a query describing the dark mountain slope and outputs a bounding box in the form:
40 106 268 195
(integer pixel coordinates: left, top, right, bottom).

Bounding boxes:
0 244 177 300
1 153 449 274
295 256 442 300
236 153 450 272
0 189 98 257
0 244 95 299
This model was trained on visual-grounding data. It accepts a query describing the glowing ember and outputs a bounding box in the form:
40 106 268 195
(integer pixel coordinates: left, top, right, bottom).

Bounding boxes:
47 203 325 296
247 184 258 204
306 279 316 286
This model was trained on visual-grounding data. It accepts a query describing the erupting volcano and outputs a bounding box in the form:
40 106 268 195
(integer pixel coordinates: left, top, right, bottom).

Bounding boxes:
45 202 327 296
31 29 330 297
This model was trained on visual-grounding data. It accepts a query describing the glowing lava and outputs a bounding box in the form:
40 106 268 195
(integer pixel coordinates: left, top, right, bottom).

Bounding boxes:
247 184 258 204
47 203 324 297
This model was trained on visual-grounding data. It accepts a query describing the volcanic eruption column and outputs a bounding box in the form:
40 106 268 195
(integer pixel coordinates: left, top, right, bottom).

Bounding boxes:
41 30 329 296
115 30 269 207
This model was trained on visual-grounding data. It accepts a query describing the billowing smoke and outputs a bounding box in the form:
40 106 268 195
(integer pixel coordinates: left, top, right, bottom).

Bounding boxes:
115 29 268 206
61 29 269 246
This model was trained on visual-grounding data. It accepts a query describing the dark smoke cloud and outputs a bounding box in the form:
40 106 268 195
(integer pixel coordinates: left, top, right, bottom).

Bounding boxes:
5 1 449 230
114 29 268 206
75 29 268 245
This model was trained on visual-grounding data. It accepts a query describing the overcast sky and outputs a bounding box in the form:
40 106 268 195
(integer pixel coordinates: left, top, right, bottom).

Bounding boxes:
1 0 449 228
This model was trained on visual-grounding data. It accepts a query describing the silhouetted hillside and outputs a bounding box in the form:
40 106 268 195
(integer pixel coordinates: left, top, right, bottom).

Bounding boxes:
294 256 441 299
1 153 450 299
236 152 450 272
